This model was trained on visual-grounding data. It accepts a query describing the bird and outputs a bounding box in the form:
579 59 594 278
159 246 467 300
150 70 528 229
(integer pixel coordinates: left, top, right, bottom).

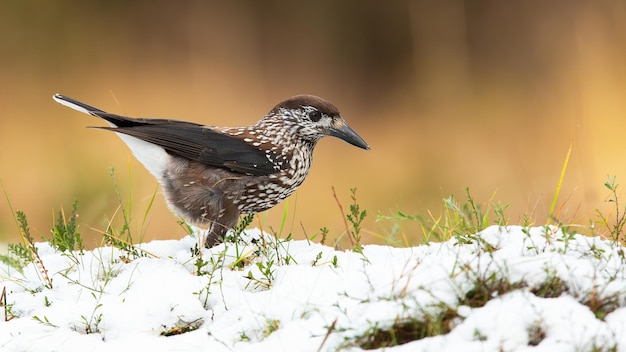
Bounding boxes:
53 93 370 247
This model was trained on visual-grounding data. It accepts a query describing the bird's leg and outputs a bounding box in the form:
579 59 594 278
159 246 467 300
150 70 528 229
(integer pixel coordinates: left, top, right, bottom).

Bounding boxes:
203 221 228 248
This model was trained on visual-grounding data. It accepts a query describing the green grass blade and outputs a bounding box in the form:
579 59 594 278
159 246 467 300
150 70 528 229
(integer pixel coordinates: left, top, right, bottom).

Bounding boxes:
547 141 573 224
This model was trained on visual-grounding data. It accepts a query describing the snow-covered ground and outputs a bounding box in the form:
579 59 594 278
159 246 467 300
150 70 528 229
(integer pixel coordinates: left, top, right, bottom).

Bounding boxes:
1 226 625 351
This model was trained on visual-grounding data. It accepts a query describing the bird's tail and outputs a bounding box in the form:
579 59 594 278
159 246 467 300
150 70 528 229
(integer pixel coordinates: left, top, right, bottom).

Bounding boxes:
53 94 143 128
53 94 107 117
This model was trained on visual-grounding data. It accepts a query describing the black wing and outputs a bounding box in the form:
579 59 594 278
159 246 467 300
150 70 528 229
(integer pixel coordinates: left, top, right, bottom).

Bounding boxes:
100 124 283 176
54 94 281 175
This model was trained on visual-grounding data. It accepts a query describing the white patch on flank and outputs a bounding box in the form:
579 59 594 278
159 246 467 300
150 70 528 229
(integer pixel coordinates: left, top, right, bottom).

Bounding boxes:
53 94 170 180
115 133 170 180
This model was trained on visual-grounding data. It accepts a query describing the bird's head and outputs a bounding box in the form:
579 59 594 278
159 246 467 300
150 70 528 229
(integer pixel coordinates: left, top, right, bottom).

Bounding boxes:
268 95 370 150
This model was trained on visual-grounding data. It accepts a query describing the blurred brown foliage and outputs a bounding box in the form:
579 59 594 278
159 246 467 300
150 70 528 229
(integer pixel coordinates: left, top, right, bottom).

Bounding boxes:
1 1 626 246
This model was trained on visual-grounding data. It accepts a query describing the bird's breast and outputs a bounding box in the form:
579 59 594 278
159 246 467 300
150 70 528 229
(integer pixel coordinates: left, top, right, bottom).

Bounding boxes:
235 147 313 213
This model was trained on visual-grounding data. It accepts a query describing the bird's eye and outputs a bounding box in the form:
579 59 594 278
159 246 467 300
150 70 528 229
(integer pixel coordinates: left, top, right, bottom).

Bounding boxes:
309 110 322 122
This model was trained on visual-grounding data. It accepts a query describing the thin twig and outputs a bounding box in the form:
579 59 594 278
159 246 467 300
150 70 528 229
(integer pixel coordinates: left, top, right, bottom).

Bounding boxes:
332 186 354 246
317 319 337 352
1 286 9 321
300 221 311 245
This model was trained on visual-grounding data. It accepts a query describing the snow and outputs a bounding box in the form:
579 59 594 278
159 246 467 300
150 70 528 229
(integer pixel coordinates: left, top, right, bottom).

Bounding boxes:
1 226 625 351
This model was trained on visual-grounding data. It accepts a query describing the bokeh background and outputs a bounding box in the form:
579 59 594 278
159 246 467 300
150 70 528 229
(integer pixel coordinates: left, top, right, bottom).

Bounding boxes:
1 1 626 247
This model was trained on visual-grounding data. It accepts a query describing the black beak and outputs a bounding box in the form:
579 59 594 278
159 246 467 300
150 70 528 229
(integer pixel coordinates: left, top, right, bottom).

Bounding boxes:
329 118 370 150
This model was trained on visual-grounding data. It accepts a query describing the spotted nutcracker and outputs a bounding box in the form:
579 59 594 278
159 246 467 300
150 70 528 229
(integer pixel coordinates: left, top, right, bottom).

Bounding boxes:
53 94 370 247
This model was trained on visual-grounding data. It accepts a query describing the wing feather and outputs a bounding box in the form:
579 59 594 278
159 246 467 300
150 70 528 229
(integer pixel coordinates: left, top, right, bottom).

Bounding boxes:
100 124 282 176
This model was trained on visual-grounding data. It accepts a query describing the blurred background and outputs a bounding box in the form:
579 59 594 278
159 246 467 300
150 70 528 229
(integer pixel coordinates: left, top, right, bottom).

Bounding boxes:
1 1 626 247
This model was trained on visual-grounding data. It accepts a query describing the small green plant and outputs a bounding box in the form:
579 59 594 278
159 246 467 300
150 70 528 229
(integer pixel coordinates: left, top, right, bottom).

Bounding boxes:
377 188 509 243
194 251 226 308
596 175 626 243
213 213 297 290
50 200 84 265
355 307 459 349
264 318 280 336
262 231 295 266
79 295 103 334
443 188 492 237
227 214 255 242
103 230 147 260
473 328 487 341
228 214 257 271
333 187 369 257
318 227 329 245
347 188 367 250
582 288 621 321
461 271 525 308
192 243 210 275
13 212 35 262
32 315 58 328
246 260 275 289
239 330 250 342
244 235 285 290
1 242 33 272
312 251 323 266
530 269 569 298
12 210 52 289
